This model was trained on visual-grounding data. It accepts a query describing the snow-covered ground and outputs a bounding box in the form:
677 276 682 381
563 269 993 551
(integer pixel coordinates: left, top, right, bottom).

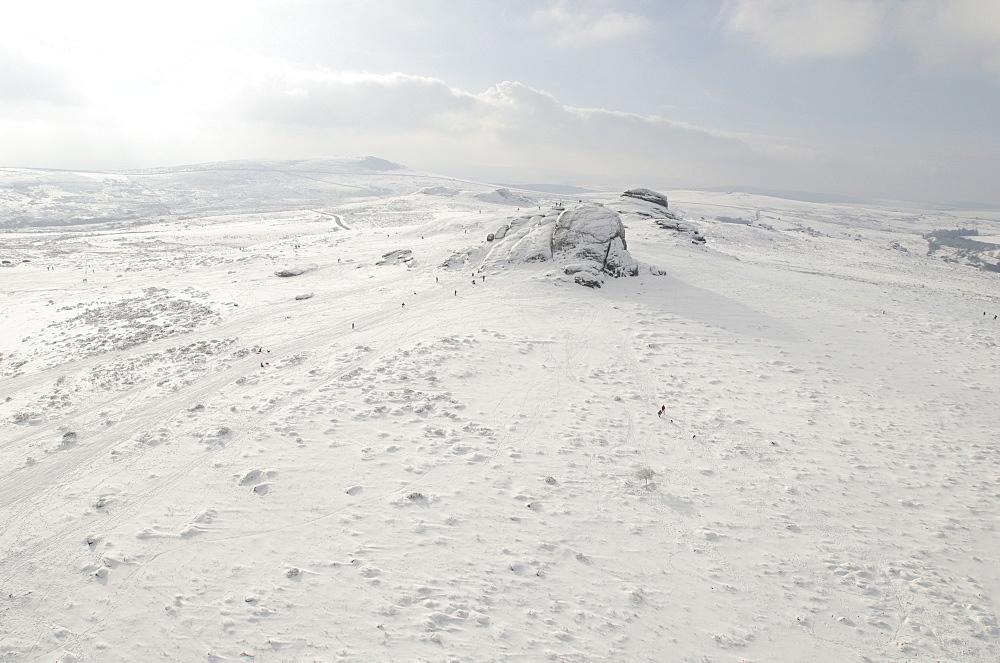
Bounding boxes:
1 160 999 662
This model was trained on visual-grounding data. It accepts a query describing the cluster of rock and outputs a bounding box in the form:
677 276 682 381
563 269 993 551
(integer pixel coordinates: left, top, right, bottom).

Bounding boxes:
923 228 1000 272
479 203 642 288
622 188 671 208
618 188 704 243
442 188 695 288
376 250 414 267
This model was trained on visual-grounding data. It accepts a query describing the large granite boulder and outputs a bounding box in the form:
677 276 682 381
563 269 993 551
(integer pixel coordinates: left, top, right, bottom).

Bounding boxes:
476 203 641 287
550 205 638 279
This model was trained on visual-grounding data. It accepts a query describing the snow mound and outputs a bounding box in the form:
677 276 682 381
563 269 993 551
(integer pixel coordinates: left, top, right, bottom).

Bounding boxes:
479 203 642 287
357 156 405 171
420 186 460 197
476 187 536 207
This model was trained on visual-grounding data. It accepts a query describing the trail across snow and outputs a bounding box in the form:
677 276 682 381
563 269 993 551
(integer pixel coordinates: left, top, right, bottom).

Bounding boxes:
0 171 999 662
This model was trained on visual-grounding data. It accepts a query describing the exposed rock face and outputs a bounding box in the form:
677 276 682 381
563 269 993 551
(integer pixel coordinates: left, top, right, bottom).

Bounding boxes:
377 250 413 266
550 205 638 279
618 186 696 240
472 203 642 287
923 228 1000 273
622 188 669 209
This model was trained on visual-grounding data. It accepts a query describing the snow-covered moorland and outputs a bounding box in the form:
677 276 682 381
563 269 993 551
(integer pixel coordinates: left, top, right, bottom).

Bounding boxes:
1 158 999 662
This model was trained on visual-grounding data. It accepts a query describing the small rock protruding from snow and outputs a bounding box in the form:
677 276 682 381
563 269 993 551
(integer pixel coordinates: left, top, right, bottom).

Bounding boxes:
487 223 513 243
274 264 316 278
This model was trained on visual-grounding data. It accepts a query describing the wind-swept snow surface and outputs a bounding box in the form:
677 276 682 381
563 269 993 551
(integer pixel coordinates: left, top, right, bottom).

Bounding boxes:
1 164 999 662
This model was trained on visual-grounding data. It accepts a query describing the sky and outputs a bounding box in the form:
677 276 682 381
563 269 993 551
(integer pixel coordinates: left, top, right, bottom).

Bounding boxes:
2 0 1000 205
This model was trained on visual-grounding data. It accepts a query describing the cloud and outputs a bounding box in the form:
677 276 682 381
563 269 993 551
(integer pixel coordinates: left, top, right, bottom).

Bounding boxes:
235 66 840 191
530 2 651 46
721 0 1000 81
720 0 886 60
478 81 753 160
240 68 755 157
242 70 477 130
245 69 995 202
2 56 994 202
0 52 75 104
898 0 1000 77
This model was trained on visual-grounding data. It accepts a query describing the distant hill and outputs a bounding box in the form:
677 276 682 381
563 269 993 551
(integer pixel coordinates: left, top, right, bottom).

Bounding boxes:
0 157 434 228
706 186 874 205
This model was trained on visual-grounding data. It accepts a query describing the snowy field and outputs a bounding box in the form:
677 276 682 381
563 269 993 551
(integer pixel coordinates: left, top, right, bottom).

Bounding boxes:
1 159 999 662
